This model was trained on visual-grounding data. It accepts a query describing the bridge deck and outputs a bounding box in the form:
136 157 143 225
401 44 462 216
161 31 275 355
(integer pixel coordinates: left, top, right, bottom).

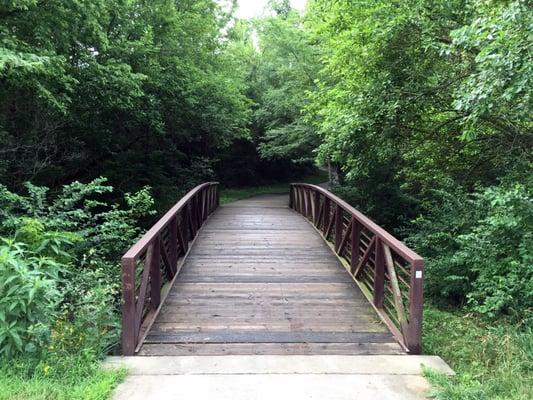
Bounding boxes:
140 194 404 356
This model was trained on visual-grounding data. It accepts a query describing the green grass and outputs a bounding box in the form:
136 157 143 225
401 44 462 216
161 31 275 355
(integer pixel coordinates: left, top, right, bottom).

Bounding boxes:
0 358 126 400
422 306 532 399
220 170 329 205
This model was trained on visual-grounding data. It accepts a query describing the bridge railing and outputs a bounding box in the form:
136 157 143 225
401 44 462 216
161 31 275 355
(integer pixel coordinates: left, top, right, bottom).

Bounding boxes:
121 182 219 355
290 183 424 354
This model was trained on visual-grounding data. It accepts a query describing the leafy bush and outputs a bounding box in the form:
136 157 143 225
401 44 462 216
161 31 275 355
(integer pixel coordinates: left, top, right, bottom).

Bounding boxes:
56 270 121 358
455 184 533 318
408 183 533 320
1 178 154 276
0 178 154 359
0 241 62 357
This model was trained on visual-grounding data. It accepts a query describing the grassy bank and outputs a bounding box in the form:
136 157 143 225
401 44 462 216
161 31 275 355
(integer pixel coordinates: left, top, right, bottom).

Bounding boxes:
220 170 328 204
0 361 125 400
423 307 532 399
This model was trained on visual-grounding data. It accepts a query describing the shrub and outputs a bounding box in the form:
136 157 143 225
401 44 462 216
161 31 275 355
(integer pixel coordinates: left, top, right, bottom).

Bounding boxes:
407 182 533 321
0 178 155 361
455 184 533 318
57 269 121 357
0 241 62 357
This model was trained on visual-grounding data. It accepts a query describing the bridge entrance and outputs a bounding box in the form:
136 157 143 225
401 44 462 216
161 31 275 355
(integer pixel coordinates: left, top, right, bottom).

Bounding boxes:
121 184 424 356
139 194 402 356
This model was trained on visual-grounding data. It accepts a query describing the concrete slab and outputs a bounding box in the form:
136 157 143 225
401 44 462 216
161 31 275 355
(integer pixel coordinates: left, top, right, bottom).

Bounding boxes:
112 374 432 400
106 355 453 399
105 355 454 376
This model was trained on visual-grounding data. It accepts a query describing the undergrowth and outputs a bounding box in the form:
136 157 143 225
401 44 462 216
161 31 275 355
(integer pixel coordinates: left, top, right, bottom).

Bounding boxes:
423 307 532 399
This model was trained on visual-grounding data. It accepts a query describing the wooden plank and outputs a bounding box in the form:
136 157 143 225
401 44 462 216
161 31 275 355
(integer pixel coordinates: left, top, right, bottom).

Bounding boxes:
175 275 353 284
138 342 405 356
145 331 395 344
152 320 390 334
162 297 371 306
153 311 383 323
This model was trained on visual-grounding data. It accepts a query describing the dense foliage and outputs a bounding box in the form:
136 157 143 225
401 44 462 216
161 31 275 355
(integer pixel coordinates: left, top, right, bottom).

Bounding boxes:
0 179 153 365
0 0 315 211
302 0 532 321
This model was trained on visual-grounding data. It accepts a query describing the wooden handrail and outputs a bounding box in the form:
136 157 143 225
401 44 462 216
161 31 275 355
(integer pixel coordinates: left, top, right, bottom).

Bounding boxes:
290 183 424 354
121 182 219 355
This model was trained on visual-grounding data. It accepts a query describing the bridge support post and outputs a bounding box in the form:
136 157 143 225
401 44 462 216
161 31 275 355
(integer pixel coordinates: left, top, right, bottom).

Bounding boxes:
121 257 137 356
407 259 424 354
289 186 294 209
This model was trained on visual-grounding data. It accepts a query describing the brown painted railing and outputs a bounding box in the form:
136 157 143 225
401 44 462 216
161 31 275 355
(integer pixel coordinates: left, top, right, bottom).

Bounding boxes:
290 183 424 353
121 182 219 355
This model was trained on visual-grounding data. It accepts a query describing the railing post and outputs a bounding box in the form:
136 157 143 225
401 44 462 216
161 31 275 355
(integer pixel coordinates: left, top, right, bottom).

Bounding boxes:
216 184 220 207
306 189 312 218
289 186 294 209
200 190 205 222
169 217 178 274
187 203 195 239
210 185 215 212
350 218 361 274
313 191 320 225
204 187 209 218
177 212 188 255
373 238 385 308
334 203 343 252
205 186 213 216
194 195 201 232
121 257 136 356
302 188 308 217
150 236 161 309
323 197 330 233
407 259 424 354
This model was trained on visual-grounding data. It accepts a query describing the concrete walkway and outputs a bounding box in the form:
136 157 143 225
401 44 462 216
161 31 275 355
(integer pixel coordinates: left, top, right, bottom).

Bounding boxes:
106 355 453 399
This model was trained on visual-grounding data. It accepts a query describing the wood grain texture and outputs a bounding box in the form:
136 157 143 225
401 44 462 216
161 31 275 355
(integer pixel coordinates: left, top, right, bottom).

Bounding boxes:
140 194 403 355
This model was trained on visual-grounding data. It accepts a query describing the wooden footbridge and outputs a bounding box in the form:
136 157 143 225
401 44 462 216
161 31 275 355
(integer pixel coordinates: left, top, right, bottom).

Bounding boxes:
121 183 424 356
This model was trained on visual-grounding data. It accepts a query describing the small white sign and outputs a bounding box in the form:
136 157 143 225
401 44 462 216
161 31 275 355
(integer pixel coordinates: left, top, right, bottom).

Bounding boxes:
415 271 423 279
